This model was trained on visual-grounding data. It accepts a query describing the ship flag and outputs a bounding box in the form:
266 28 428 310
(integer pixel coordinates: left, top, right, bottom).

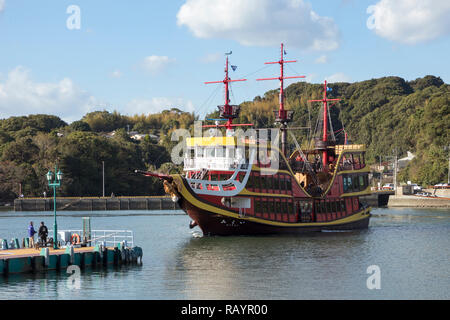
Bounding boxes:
231 65 238 71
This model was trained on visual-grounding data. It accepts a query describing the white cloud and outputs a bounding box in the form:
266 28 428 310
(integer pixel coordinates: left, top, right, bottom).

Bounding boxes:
177 0 340 51
141 56 175 74
325 72 351 83
0 0 5 12
0 66 98 123
201 52 222 64
366 0 450 44
126 97 194 115
110 70 122 79
305 73 318 83
314 54 328 64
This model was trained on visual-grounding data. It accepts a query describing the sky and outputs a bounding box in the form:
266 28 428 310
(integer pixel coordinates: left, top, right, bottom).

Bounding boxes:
0 0 449 123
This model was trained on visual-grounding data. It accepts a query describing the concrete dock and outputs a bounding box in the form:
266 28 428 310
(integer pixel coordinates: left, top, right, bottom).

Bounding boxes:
0 244 143 276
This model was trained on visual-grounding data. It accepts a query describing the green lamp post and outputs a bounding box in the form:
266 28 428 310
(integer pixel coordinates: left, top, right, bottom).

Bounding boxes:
46 165 63 249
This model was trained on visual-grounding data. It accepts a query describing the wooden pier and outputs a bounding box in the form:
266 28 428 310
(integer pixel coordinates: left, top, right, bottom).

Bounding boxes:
0 244 143 276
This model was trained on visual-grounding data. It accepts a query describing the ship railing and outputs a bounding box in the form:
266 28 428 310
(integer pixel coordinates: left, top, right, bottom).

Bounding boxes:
184 156 244 171
51 229 134 248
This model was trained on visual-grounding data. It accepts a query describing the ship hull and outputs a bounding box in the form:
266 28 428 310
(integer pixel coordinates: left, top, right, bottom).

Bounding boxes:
180 198 370 236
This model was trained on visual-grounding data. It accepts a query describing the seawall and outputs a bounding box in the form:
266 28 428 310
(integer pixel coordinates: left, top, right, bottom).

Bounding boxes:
14 196 180 212
387 195 450 208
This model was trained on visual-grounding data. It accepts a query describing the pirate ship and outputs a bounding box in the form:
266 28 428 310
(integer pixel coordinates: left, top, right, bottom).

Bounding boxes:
138 44 371 235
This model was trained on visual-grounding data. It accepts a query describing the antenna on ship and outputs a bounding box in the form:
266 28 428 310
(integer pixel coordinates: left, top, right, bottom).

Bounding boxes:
256 43 305 156
204 52 252 131
308 80 341 170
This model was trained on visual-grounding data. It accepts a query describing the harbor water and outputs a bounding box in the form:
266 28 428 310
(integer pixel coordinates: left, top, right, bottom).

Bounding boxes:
0 208 449 300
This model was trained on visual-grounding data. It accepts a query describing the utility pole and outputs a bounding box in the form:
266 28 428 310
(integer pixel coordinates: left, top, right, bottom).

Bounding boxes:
393 149 398 193
379 155 382 190
102 161 105 197
445 145 450 185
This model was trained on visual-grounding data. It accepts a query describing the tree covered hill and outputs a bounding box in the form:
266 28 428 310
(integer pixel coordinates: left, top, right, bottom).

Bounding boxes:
0 76 448 201
0 109 196 201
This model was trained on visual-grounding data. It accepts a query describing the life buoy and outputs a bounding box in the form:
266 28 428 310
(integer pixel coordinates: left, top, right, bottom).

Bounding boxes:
70 233 81 245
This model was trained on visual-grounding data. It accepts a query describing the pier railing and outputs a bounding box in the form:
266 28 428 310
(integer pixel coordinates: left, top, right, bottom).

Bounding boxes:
51 229 134 247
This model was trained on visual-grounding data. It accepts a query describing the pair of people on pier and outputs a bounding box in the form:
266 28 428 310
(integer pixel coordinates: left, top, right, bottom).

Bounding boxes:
27 221 48 247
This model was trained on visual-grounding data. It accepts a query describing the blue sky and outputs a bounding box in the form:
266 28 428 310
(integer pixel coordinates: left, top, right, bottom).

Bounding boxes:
0 0 449 123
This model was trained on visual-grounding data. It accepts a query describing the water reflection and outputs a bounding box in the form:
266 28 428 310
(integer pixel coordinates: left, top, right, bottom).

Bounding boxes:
167 230 373 299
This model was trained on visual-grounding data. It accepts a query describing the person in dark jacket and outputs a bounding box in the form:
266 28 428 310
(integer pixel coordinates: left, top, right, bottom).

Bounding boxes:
38 221 48 244
27 221 36 247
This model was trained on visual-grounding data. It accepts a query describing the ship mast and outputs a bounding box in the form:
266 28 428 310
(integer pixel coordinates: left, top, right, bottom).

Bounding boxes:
205 53 247 130
308 80 341 169
257 43 305 156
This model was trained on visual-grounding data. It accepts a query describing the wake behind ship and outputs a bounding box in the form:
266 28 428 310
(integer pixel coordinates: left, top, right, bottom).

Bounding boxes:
138 44 371 236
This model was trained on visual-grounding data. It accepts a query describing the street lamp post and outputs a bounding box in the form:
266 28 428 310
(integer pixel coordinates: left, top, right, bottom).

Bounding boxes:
46 165 63 250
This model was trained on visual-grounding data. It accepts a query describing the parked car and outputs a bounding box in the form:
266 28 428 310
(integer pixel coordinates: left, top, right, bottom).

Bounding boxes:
434 183 449 189
417 192 437 197
410 184 422 192
382 183 394 190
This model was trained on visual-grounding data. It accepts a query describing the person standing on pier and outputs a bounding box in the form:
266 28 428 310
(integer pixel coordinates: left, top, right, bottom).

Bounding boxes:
38 221 48 245
27 222 36 248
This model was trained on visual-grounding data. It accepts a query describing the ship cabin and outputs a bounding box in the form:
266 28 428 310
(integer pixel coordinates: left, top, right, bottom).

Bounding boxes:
183 135 371 224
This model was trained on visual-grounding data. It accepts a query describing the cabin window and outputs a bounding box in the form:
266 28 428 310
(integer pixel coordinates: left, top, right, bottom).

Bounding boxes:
261 176 267 190
315 202 320 214
268 200 274 214
206 147 215 158
267 175 273 190
282 201 288 214
340 199 346 213
280 176 286 191
352 176 359 191
262 200 267 214
216 147 225 158
326 201 332 213
254 199 261 214
359 175 365 190
332 201 337 213
196 147 204 158
226 146 235 159
287 201 293 215
343 176 348 192
286 177 292 191
210 174 218 181
273 175 280 190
